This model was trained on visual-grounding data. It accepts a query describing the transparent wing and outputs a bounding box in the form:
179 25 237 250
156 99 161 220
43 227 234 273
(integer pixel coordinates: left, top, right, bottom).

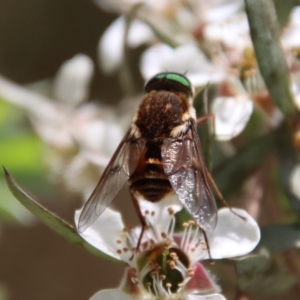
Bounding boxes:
78 130 145 233
161 121 218 232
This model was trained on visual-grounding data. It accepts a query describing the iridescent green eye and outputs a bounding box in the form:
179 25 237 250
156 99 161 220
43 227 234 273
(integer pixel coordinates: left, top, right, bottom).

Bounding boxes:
156 73 191 88
144 72 193 96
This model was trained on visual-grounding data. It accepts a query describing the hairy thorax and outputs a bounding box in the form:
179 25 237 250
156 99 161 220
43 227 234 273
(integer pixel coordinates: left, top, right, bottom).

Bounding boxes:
134 90 190 140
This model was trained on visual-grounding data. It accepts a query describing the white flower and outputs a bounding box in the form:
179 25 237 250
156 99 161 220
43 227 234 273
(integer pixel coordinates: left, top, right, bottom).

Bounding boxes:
53 54 94 105
290 164 300 201
190 0 244 24
0 55 124 199
99 16 154 74
25 54 95 151
212 95 253 141
94 0 244 23
69 103 123 166
90 288 226 300
290 62 300 111
211 76 253 141
281 6 300 50
59 102 123 198
140 43 225 88
75 196 260 299
94 0 179 15
97 0 247 76
292 80 300 111
203 14 251 51
75 195 183 262
52 102 123 198
26 54 96 150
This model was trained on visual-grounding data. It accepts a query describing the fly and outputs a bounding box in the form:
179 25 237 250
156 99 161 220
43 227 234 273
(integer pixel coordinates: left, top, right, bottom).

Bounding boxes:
78 72 219 252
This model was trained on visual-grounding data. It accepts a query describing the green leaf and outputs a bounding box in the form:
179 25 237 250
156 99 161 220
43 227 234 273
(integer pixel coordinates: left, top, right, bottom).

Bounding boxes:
3 167 118 261
276 124 300 218
257 223 300 254
118 3 142 96
213 131 276 196
0 134 42 172
0 132 52 193
0 284 8 300
138 4 179 48
194 86 213 171
235 253 295 295
273 0 299 27
245 0 297 116
0 178 33 223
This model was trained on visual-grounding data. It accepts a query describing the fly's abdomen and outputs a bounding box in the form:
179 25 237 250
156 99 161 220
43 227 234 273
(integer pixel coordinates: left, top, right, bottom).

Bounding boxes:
130 177 172 202
129 142 172 202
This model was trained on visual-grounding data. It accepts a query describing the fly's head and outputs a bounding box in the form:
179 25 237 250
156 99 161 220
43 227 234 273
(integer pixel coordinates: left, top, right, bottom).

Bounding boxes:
132 73 196 140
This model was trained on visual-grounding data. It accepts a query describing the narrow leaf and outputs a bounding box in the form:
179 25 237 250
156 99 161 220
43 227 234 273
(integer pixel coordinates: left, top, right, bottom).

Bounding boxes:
138 5 179 48
3 167 117 260
273 0 299 27
257 222 300 254
276 124 300 218
245 0 297 116
119 4 141 96
235 253 295 295
213 131 276 196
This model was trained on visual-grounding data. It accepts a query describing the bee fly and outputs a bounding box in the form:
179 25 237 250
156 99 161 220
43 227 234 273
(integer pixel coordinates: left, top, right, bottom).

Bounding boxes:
78 72 219 251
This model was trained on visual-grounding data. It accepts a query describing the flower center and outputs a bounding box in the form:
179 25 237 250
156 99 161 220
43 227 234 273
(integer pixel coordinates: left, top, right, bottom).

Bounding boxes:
138 244 192 297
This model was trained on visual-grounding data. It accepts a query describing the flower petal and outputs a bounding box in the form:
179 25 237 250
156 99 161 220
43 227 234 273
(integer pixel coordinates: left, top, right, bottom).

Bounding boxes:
282 6 300 50
202 0 244 23
289 6 300 26
127 19 154 48
99 17 126 74
207 208 260 259
61 154 102 199
138 194 182 216
188 293 227 300
70 103 123 163
90 289 133 300
204 14 251 50
53 54 94 105
140 43 224 87
212 95 253 141
186 262 220 294
138 194 182 236
0 76 73 149
291 73 300 110
120 267 142 296
99 16 153 74
290 164 300 200
75 208 130 261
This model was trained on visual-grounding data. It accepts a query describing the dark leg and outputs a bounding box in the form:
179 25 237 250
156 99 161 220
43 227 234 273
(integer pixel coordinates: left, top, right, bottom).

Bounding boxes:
196 113 215 137
196 113 214 125
206 171 247 221
131 194 146 253
201 229 213 264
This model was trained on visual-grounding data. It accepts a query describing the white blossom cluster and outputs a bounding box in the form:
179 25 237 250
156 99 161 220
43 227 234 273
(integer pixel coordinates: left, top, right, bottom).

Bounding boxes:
75 196 260 299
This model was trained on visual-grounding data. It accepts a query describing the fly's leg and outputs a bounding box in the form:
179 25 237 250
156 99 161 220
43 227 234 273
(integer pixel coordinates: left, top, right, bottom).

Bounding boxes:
196 113 214 125
196 113 216 136
206 171 247 221
202 229 214 264
198 114 245 221
196 113 215 171
131 194 146 258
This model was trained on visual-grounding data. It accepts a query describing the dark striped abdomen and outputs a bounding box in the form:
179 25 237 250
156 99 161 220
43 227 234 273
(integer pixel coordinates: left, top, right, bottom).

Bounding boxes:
129 142 172 202
130 178 172 202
